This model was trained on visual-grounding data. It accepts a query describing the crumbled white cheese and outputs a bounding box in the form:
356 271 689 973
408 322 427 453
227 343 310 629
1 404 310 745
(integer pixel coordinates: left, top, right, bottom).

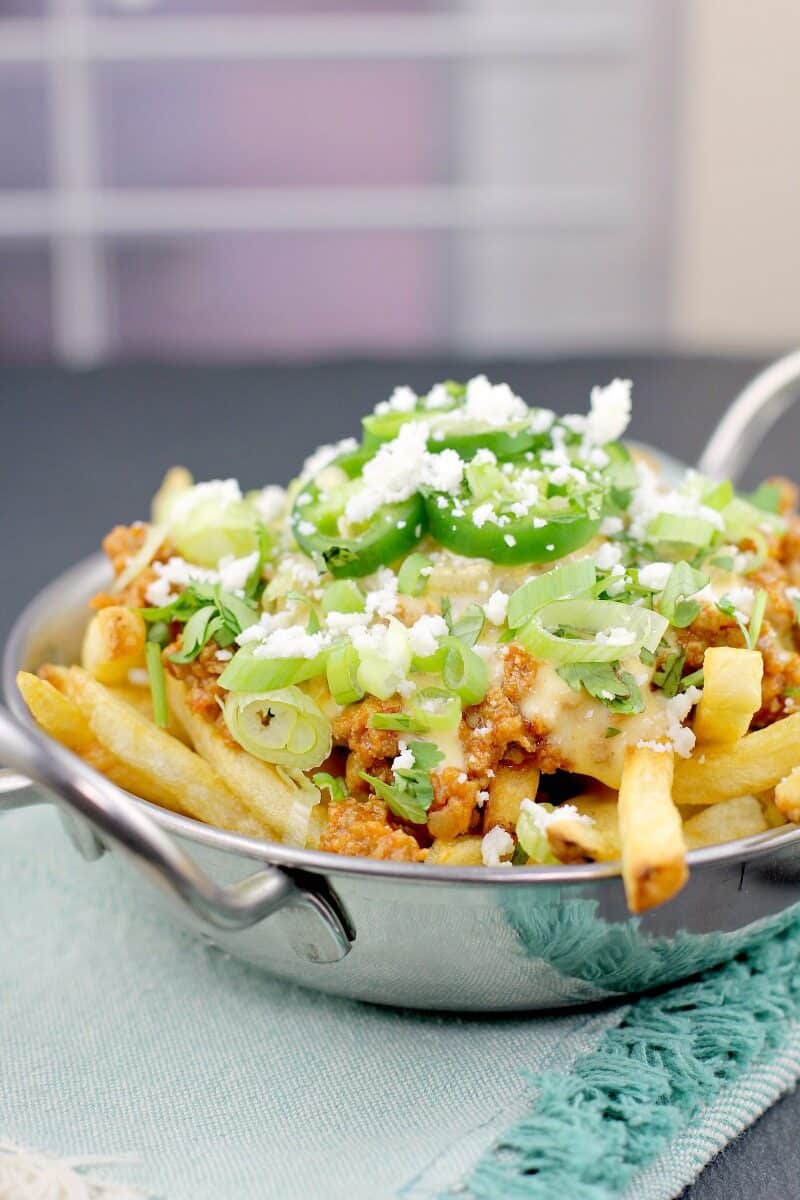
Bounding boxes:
127 667 150 687
481 826 515 867
364 568 399 619
595 542 623 571
529 408 555 435
407 613 449 658
519 797 593 832
169 478 243 524
726 586 755 617
297 520 316 537
477 790 489 808
638 686 703 758
324 610 370 632
218 551 260 593
585 378 632 445
253 484 287 523
594 626 636 647
463 375 527 426
472 503 496 529
504 534 517 547
392 741 415 772
343 422 464 525
215 648 233 662
236 609 294 645
374 385 418 416
599 515 624 536
300 436 359 483
638 561 673 591
424 383 453 410
484 590 509 626
251 626 329 660
628 462 724 544
472 447 498 466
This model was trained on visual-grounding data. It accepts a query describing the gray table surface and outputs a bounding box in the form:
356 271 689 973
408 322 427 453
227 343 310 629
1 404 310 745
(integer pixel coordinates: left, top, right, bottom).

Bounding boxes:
2 354 800 1199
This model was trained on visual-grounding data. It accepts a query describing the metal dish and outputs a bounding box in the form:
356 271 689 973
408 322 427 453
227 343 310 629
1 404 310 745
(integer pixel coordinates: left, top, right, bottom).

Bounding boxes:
3 353 800 1012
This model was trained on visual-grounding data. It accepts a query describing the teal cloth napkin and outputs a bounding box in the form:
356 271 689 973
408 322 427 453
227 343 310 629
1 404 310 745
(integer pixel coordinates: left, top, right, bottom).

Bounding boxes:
3 805 800 1200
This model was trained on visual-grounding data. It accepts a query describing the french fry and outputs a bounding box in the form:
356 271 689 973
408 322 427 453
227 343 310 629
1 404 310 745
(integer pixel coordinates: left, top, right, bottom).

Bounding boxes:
18 670 95 754
571 788 621 858
682 795 768 850
68 667 266 837
19 669 186 801
108 681 191 746
618 744 687 913
483 762 539 833
693 648 763 746
547 815 617 864
425 836 484 866
774 768 800 823
673 713 800 806
165 674 321 846
81 606 146 684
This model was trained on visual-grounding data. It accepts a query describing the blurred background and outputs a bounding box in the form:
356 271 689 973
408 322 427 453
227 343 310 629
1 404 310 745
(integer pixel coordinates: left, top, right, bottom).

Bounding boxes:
1 0 798 366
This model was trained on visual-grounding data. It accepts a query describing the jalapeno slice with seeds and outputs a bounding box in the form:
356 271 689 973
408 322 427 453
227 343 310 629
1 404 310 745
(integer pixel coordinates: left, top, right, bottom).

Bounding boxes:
291 448 426 577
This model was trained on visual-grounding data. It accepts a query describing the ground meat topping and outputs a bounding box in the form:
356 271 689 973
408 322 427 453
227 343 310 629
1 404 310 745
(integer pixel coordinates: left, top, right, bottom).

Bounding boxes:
319 796 426 861
332 697 402 796
460 644 557 774
166 639 228 721
91 523 171 610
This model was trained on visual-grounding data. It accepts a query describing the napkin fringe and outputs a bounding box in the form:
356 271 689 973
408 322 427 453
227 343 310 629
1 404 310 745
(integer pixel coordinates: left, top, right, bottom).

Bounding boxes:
454 925 800 1200
0 1141 151 1200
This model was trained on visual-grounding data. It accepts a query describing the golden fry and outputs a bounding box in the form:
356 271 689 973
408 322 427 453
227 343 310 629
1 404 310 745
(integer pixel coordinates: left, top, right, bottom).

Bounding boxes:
682 795 768 850
483 762 539 833
547 815 617 864
425 836 484 866
68 667 266 837
166 674 321 846
570 788 621 858
693 647 763 746
81 606 146 684
108 681 191 746
774 768 800 823
618 744 687 913
673 713 800 806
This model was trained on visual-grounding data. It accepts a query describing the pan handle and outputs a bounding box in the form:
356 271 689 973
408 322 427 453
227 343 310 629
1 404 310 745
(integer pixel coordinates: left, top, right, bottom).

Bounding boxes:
696 349 800 482
0 707 352 964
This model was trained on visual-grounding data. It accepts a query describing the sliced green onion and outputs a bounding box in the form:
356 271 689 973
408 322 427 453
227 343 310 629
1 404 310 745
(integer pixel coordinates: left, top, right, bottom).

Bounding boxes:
368 711 428 732
147 620 171 648
657 562 707 629
222 686 331 769
702 479 734 510
356 618 412 701
515 599 669 666
747 589 768 649
748 482 783 515
172 496 261 567
448 602 485 647
312 772 348 801
325 642 365 705
397 553 433 597
723 495 783 540
409 687 462 732
465 461 510 502
515 803 558 864
507 558 596 629
680 668 705 690
440 637 489 705
647 512 717 549
286 590 321 633
145 639 169 728
321 579 365 615
218 644 327 692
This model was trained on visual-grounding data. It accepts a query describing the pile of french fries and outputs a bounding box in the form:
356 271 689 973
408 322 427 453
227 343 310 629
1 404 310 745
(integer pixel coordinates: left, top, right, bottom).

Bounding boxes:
18 605 800 914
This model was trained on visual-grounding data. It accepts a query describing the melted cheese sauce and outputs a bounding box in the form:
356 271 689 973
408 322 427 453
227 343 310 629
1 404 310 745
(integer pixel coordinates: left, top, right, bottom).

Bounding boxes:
521 661 670 788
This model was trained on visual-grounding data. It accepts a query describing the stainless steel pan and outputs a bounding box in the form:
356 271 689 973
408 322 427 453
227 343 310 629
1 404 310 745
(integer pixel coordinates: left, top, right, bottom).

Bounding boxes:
4 353 800 1013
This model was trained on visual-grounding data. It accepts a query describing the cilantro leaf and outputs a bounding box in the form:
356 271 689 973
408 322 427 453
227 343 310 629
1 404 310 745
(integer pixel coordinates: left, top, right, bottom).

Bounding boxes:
557 662 645 714
360 740 445 825
652 650 686 698
716 595 749 644
450 604 486 647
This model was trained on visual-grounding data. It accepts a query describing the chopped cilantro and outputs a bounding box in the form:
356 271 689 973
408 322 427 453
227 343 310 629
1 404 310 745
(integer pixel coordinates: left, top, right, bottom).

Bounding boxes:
441 597 485 647
557 662 645 714
652 650 686 698
361 740 445 825
605 726 622 738
658 562 707 629
142 582 259 665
